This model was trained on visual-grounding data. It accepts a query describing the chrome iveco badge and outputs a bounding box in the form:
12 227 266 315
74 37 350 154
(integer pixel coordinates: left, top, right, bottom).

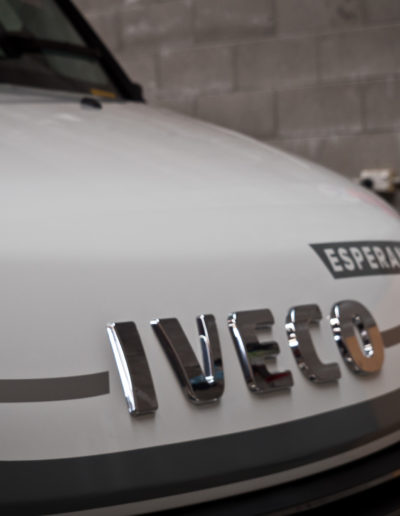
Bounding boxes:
107 299 388 416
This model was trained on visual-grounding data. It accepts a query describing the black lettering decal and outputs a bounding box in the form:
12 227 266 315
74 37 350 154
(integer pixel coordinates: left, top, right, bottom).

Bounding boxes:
373 246 390 269
311 241 400 278
349 247 365 270
386 247 400 268
338 247 355 271
324 249 343 272
361 246 379 270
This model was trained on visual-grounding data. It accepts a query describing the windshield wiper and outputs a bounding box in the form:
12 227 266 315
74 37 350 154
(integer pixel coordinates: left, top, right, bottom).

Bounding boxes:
0 34 101 60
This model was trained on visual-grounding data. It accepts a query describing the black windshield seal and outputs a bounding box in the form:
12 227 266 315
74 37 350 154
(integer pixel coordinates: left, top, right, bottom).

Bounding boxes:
0 34 101 59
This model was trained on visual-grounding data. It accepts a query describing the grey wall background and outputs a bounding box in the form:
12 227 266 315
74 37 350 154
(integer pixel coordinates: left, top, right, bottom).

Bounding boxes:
76 0 400 180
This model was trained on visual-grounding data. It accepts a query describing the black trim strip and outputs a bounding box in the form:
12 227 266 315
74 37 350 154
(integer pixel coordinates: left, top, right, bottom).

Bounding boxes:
382 325 400 348
163 442 400 516
1 388 400 514
0 372 109 402
310 241 400 279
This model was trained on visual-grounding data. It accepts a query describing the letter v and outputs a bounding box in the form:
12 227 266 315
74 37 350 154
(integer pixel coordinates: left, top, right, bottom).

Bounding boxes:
151 315 224 404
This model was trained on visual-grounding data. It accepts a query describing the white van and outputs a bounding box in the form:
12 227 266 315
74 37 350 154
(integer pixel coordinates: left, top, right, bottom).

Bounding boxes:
1 1 400 514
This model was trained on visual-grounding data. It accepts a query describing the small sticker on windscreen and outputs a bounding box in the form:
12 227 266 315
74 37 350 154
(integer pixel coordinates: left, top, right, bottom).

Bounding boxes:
90 88 116 99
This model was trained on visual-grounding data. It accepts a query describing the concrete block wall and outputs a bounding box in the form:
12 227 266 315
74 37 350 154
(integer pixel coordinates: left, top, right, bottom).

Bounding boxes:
76 0 400 179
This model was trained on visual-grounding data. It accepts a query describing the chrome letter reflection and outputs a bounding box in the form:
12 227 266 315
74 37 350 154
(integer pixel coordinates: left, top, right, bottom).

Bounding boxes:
330 300 384 374
228 310 293 394
286 304 341 383
107 322 158 415
151 315 224 404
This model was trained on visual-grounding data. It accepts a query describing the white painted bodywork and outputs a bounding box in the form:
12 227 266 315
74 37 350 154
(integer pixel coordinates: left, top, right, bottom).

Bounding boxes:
1 85 400 513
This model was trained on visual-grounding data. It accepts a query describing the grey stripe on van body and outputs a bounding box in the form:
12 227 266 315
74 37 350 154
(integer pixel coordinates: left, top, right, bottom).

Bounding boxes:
382 325 400 348
0 372 109 402
0 386 400 514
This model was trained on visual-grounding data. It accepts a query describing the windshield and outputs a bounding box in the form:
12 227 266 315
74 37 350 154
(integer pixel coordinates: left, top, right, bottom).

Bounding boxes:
0 0 122 98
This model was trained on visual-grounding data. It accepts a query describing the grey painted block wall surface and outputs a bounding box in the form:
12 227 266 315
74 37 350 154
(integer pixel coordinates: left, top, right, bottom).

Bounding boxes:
76 0 400 180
